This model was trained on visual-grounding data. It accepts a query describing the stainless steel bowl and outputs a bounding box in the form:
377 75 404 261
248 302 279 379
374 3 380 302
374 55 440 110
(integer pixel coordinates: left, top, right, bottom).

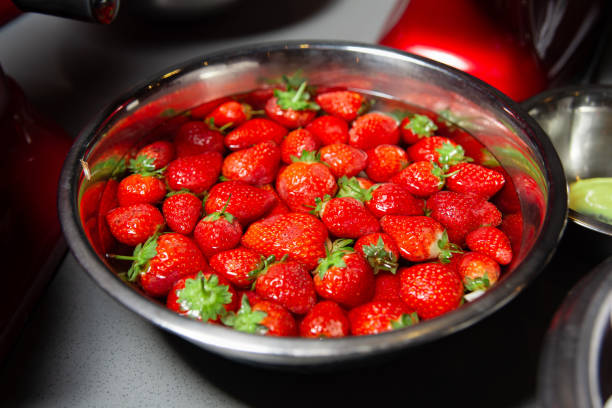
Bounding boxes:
524 85 612 236
57 41 567 367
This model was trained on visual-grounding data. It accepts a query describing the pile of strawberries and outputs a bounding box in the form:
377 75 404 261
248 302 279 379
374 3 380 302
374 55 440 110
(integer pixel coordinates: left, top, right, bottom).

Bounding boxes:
83 74 521 338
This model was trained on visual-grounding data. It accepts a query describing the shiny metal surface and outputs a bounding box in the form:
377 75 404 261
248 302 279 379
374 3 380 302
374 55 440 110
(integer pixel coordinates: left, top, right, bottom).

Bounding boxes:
524 85 612 236
58 41 567 367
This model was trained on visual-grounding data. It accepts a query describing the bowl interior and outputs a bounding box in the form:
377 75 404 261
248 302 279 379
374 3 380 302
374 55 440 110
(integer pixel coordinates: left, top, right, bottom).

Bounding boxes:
59 41 567 366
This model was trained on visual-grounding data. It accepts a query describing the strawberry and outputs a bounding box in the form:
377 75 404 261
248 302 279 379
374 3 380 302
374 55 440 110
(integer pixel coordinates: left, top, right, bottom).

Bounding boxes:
174 120 225 157
280 128 320 164
372 271 402 302
465 226 513 265
425 190 487 244
264 81 319 128
445 162 505 199
348 112 400 150
221 140 281 186
252 257 317 314
241 88 277 110
241 212 328 270
205 100 256 128
354 233 400 275
500 212 523 253
115 232 208 297
365 144 409 182
319 143 368 179
399 262 463 319
299 300 350 338
132 140 175 171
204 180 276 225
380 215 460 263
304 115 349 145
349 300 419 336
390 160 446 198
236 289 263 308
106 203 164 246
222 296 297 337
407 136 470 169
117 173 166 207
188 96 232 119
473 200 502 228
193 197 242 258
259 183 291 218
275 151 337 213
315 90 367 121
365 183 425 219
166 271 239 322
400 113 438 144
208 247 266 289
313 239 375 308
312 196 380 239
455 251 501 292
447 129 499 166
162 191 202 234
165 151 223 194
96 179 120 254
224 118 287 151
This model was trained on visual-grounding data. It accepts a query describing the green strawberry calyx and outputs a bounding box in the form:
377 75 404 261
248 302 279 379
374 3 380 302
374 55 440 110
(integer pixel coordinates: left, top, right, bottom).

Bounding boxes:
291 149 325 164
128 155 165 177
274 80 320 111
203 195 235 224
315 239 354 280
436 142 473 171
247 254 278 289
336 176 378 202
309 194 332 217
390 312 420 330
110 230 161 282
404 113 438 137
360 236 399 275
437 230 464 264
464 274 491 292
176 272 233 321
221 295 268 335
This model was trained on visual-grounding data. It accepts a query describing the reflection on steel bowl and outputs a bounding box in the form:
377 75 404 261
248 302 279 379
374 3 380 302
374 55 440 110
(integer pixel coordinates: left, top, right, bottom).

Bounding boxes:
58 41 567 367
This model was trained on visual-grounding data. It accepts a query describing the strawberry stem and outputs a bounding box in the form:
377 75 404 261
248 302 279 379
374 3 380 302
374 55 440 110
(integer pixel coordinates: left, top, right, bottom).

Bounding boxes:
221 295 268 335
360 236 399 274
176 272 233 321
315 239 354 279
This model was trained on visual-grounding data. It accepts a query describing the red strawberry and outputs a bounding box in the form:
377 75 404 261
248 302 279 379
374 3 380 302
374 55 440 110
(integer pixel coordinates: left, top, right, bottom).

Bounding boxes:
241 88 277 110
354 232 400 275
221 140 281 185
224 118 287 151
166 271 239 322
372 272 402 302
349 300 419 336
365 183 425 219
400 113 438 145
447 129 499 166
473 200 502 228
349 112 399 150
209 247 265 289
445 162 505 199
205 100 256 128
407 136 469 169
162 191 202 234
313 239 375 308
275 151 338 213
465 226 513 265
312 196 380 239
174 120 225 157
299 300 350 338
241 212 328 270
455 251 501 292
319 143 368 179
399 262 464 319
222 296 297 337
116 232 208 297
305 115 349 145
425 190 486 244
253 257 317 314
193 199 243 258
96 179 120 254
315 90 366 121
188 96 232 119
106 203 164 246
500 212 523 253
259 183 291 218
165 151 223 194
236 289 263 308
264 80 319 129
280 128 320 164
390 160 446 198
204 180 276 225
132 140 175 171
117 173 166 207
365 144 409 182
380 215 460 263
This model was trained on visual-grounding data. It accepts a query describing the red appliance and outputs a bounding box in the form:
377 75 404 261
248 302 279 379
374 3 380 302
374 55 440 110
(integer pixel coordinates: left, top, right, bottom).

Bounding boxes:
379 0 607 101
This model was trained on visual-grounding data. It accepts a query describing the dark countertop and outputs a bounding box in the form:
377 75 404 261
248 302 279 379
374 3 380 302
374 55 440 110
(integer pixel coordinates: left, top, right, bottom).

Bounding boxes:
1 1 611 406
